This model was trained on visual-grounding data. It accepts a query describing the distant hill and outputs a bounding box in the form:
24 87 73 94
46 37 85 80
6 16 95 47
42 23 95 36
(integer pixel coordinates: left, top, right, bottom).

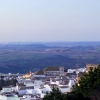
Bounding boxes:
0 44 49 50
0 42 100 73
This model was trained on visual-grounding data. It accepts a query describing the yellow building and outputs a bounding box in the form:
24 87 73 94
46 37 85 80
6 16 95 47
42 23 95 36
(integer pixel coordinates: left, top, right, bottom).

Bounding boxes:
23 71 32 78
86 63 98 73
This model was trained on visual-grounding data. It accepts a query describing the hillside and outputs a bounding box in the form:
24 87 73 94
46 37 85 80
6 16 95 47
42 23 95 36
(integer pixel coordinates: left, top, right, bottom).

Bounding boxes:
0 42 100 73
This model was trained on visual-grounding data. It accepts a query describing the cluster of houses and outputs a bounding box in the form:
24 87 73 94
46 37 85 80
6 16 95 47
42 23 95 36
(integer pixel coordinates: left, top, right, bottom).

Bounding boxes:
0 64 97 100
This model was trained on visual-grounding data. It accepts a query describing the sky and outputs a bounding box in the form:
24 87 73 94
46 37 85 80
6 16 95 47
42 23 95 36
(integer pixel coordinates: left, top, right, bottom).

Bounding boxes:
0 0 100 42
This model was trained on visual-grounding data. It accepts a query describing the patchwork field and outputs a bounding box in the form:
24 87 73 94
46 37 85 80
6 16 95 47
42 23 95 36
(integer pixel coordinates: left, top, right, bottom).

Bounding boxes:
0 42 100 73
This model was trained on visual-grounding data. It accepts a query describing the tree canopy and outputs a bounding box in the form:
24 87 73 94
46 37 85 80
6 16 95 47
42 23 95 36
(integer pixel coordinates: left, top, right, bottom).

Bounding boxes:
73 65 100 100
43 87 65 100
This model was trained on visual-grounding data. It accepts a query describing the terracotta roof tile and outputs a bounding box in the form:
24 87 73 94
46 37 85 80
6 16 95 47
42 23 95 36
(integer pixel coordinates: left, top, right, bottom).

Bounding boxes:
44 66 59 71
35 70 44 75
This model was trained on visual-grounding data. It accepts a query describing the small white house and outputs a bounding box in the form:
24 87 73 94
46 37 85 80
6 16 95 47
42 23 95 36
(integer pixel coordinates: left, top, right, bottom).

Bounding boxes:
20 94 42 100
68 79 76 88
25 82 34 87
67 69 76 73
0 93 20 100
59 86 70 93
18 86 34 95
2 86 12 92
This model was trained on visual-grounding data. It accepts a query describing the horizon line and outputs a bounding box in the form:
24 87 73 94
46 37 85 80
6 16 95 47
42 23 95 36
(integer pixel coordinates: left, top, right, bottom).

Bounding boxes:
0 41 100 44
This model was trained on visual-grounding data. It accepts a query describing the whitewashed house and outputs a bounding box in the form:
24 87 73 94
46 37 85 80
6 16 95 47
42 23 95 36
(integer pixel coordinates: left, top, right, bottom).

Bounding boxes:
20 94 42 100
59 86 70 93
34 66 65 78
1 86 12 92
18 86 34 95
68 79 76 88
0 92 20 100
25 81 34 87
67 69 76 73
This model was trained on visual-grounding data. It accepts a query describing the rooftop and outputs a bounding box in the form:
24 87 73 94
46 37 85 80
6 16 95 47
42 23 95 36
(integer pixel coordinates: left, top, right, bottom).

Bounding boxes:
44 66 59 71
35 70 44 75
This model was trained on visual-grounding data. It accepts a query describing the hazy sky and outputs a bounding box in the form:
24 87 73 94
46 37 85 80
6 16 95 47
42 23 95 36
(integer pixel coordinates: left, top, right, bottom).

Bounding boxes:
0 0 100 42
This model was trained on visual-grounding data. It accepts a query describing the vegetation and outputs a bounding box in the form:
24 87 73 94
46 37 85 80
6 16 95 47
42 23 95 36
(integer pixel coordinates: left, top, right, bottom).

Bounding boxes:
0 43 100 73
43 87 89 100
43 87 65 100
0 76 18 90
43 65 100 100
73 65 100 100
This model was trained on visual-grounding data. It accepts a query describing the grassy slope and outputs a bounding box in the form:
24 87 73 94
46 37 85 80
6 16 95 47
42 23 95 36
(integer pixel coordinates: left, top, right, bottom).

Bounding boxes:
0 43 100 73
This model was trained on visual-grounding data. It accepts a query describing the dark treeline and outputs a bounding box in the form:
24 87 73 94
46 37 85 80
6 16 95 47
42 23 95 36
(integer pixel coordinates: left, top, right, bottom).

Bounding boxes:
0 76 18 90
43 87 90 100
0 56 99 73
0 43 100 73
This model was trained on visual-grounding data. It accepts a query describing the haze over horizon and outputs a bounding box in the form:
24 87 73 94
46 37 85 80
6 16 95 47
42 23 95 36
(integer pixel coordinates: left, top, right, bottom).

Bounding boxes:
0 0 100 42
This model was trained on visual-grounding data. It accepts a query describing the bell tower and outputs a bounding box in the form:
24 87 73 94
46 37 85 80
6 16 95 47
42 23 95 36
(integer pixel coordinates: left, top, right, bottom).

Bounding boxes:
59 66 64 76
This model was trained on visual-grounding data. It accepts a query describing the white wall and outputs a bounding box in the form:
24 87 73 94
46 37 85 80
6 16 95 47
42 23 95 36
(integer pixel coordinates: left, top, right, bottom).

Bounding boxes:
25 82 34 87
22 95 31 100
68 79 76 88
2 88 11 92
34 75 45 77
0 95 20 100
60 87 70 93
26 89 34 94
18 90 26 95
0 95 7 100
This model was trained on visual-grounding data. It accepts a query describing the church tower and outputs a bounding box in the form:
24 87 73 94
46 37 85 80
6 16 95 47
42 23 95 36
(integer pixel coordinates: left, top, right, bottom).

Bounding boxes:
59 66 64 76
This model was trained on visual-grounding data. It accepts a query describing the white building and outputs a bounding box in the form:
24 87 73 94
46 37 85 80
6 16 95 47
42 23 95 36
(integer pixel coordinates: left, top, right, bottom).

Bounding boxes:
0 92 20 100
34 66 64 78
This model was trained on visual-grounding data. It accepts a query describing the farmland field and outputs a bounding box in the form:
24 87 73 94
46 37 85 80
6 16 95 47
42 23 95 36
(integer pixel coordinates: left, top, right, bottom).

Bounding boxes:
0 42 100 73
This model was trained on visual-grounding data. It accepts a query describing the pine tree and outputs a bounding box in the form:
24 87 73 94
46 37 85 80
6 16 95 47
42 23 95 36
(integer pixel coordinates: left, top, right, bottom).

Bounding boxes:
73 65 100 100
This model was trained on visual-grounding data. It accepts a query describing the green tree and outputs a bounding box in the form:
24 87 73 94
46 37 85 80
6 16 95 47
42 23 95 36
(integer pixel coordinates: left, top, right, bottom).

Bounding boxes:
43 87 64 100
73 65 100 100
4 79 10 86
0 75 5 90
10 78 18 86
43 87 89 100
0 79 4 90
